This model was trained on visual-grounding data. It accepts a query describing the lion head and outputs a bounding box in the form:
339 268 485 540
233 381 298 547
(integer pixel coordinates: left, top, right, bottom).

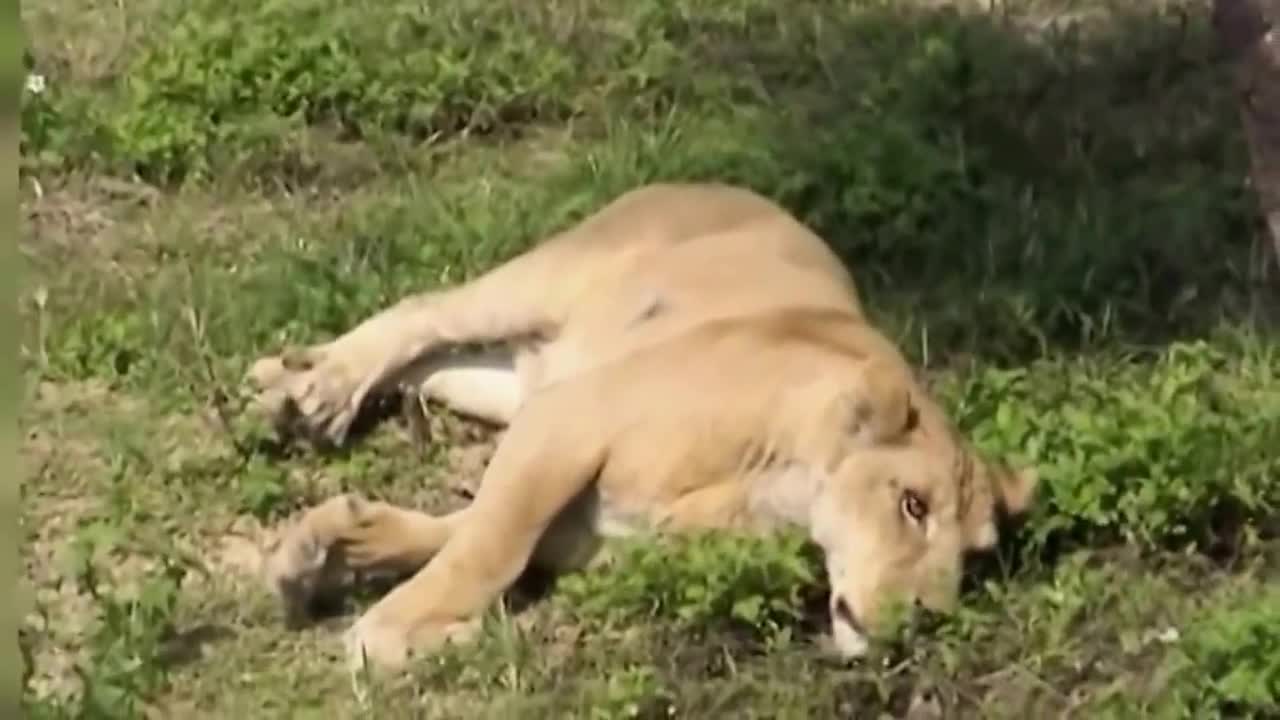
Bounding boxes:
809 436 1037 658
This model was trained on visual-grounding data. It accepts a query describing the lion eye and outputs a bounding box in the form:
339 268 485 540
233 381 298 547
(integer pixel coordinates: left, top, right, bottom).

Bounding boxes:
901 490 929 523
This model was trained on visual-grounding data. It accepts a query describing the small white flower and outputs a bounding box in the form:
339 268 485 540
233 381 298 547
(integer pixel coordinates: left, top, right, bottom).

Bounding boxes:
25 73 47 95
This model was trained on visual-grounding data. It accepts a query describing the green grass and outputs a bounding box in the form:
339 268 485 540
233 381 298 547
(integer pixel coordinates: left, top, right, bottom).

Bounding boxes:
18 0 1280 717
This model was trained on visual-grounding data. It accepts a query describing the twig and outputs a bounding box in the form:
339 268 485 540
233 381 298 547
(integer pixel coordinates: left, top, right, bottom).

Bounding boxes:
179 264 255 465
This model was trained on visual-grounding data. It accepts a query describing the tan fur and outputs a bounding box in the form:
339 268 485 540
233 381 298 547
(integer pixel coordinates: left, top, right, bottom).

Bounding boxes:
249 182 1038 671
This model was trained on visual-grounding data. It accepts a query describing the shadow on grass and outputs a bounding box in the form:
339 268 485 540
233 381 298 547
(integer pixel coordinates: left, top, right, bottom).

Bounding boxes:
646 0 1280 365
28 2 1279 379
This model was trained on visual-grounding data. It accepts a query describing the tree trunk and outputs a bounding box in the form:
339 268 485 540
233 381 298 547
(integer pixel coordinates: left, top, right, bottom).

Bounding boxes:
1213 0 1280 270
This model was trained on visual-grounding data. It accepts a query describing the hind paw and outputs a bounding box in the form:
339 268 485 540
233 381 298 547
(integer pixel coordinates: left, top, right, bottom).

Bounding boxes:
262 495 368 625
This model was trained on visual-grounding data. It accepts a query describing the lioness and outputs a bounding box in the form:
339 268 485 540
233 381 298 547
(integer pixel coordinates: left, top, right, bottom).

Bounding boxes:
249 182 1037 672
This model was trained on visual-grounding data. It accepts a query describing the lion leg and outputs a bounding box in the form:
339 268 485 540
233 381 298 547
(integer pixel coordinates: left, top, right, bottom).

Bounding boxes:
398 347 526 428
246 232 589 446
656 483 754 532
264 494 466 627
343 382 606 671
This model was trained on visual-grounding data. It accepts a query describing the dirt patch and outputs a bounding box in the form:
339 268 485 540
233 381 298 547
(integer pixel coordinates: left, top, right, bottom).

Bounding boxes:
19 174 287 278
211 518 277 582
442 438 500 498
19 378 242 704
22 0 170 84
20 176 137 258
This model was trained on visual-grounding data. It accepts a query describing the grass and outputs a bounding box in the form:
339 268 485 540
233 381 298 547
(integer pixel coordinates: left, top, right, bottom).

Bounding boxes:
17 0 1280 717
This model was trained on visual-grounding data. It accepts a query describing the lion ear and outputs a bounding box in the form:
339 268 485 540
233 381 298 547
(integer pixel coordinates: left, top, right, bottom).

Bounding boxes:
845 357 915 444
994 465 1038 517
964 462 1037 551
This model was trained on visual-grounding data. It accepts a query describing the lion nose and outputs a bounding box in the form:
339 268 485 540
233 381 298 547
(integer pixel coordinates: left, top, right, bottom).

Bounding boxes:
829 595 871 658
832 596 865 635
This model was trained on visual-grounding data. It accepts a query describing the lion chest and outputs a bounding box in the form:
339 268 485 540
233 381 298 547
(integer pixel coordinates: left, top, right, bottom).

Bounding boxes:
744 463 825 527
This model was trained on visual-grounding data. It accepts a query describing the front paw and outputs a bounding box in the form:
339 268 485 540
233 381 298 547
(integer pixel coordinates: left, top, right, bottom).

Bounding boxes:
247 346 364 446
344 608 483 674
344 612 412 673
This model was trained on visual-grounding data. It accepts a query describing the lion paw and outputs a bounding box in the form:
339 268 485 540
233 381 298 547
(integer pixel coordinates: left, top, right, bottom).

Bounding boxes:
344 607 484 674
263 509 351 627
344 612 413 674
247 345 365 446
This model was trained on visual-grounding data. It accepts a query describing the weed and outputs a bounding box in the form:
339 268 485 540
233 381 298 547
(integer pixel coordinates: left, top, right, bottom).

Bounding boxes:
1161 586 1280 717
942 336 1280 556
24 521 190 719
555 531 823 645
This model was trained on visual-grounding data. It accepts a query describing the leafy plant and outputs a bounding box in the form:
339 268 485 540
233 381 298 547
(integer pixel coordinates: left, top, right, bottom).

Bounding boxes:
942 337 1280 554
555 531 822 643
98 0 587 183
586 666 671 720
25 521 190 719
1159 587 1280 717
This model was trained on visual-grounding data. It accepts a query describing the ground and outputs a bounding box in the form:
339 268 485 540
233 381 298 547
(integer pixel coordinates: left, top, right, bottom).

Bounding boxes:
17 0 1280 718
